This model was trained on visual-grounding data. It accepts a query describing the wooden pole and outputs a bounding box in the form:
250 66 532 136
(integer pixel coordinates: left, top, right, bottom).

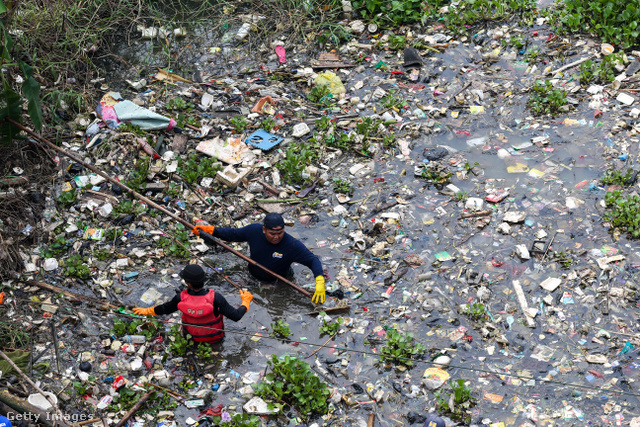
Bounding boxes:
114 391 153 427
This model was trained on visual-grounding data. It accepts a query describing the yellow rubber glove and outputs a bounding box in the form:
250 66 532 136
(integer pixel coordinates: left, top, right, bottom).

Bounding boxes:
312 276 326 304
193 225 215 236
133 306 156 316
240 289 253 311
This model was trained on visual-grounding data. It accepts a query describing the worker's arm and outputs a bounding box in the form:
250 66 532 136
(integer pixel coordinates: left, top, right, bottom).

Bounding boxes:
213 292 248 321
212 223 261 242
152 293 181 315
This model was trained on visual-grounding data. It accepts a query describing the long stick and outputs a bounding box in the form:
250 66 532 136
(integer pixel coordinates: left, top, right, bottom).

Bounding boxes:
0 349 66 421
25 280 119 310
114 391 153 427
547 55 593 76
7 119 311 298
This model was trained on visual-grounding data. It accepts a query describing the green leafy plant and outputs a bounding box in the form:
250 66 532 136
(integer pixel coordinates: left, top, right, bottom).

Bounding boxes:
63 254 90 278
524 47 539 63
308 85 332 106
212 412 260 427
255 354 331 417
157 229 190 258
112 199 148 217
557 0 640 49
73 381 87 397
461 302 485 320
379 327 425 368
555 251 573 268
319 312 343 336
455 191 468 201
179 375 196 392
261 117 276 132
165 97 193 111
196 342 214 362
418 164 453 188
109 387 144 412
118 122 145 135
380 89 405 110
57 190 77 208
601 168 636 186
604 190 640 238
111 317 161 339
43 234 69 258
332 178 354 196
315 116 332 132
0 28 42 145
445 0 538 33
105 227 122 243
435 379 475 422
527 80 567 115
126 157 150 191
168 325 192 356
229 115 247 133
92 248 111 262
464 161 480 176
177 153 221 185
277 143 319 184
270 320 291 338
388 33 406 50
163 182 181 198
351 0 444 27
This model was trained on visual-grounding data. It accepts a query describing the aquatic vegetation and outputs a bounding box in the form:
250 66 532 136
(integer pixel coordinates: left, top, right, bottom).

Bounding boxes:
380 327 426 368
270 319 291 338
436 379 475 422
527 80 567 115
601 168 636 187
556 0 640 49
604 190 640 238
255 354 331 417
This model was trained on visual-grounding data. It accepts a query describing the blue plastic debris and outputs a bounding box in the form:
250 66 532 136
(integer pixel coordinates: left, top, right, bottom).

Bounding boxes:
619 153 628 161
619 341 633 355
245 129 283 150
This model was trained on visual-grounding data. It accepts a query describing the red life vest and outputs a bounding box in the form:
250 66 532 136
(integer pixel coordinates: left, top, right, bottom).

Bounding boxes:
177 289 224 343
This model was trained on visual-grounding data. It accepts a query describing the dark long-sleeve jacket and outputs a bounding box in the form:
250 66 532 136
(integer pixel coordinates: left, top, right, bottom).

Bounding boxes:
155 288 246 321
213 224 323 282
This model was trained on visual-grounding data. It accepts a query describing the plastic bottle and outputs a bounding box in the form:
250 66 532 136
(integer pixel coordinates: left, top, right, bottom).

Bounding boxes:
122 335 146 344
42 197 56 222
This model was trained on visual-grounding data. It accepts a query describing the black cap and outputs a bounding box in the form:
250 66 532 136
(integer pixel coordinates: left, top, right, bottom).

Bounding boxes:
263 213 285 230
180 264 206 286
423 415 445 427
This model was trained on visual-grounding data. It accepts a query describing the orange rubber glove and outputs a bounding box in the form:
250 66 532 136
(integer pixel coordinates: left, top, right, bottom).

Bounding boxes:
193 225 215 236
240 290 253 311
133 307 156 316
0 292 4 304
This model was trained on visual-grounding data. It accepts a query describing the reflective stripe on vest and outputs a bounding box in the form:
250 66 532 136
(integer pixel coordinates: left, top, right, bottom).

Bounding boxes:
177 289 225 343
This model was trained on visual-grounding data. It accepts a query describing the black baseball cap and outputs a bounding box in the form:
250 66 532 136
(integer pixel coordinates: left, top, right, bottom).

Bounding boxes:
263 213 285 230
180 264 206 286
423 415 445 427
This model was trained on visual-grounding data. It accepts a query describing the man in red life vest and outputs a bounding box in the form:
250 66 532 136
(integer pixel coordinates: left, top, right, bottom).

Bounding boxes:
132 264 252 343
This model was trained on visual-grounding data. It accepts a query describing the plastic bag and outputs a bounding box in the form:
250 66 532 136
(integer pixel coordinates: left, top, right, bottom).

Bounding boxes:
314 71 346 96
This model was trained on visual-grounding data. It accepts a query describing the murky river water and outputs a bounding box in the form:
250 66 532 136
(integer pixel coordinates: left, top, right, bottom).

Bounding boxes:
82 14 640 426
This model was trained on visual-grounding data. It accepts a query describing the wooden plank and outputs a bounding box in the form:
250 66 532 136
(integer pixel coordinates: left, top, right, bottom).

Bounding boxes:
512 280 536 328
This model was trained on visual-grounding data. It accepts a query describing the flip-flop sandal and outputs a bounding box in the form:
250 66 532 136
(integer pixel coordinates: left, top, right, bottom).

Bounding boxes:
275 45 286 64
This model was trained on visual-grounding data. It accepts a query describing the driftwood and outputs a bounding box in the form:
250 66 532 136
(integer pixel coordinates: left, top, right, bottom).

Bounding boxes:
0 177 28 187
24 280 119 310
306 305 351 316
459 210 492 219
0 391 71 427
113 391 153 427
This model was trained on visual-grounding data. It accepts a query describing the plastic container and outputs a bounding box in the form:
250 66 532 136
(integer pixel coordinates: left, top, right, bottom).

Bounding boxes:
236 23 251 40
122 335 146 344
28 392 58 411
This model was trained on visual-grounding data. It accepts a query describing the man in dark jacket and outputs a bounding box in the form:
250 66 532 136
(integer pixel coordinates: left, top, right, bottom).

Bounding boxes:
133 264 252 343
192 213 326 304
